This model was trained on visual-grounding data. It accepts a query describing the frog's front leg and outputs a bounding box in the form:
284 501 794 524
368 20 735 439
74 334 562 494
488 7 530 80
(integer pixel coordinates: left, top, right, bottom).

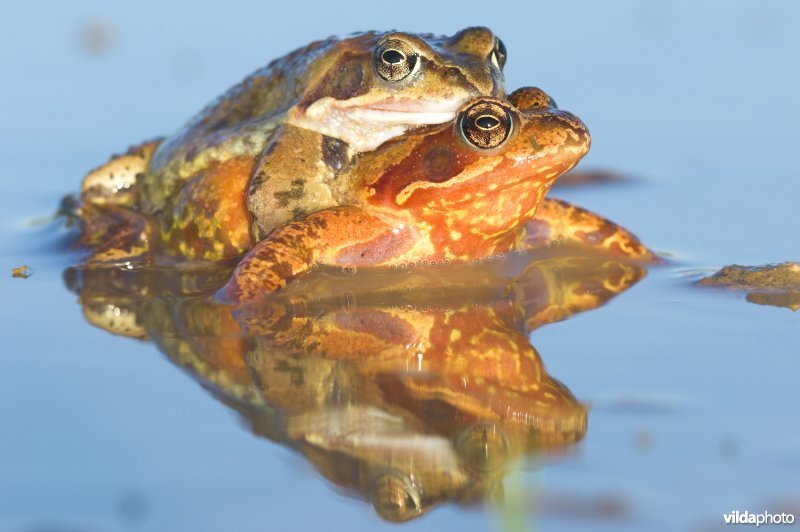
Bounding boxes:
218 206 416 303
523 198 658 261
81 139 162 207
246 124 354 240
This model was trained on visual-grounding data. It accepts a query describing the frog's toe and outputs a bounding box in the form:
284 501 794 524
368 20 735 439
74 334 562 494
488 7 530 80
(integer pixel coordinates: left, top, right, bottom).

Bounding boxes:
527 198 659 262
77 205 153 267
81 139 161 207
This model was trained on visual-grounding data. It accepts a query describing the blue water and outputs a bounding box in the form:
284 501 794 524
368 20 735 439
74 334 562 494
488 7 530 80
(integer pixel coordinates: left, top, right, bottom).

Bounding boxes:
1 1 799 531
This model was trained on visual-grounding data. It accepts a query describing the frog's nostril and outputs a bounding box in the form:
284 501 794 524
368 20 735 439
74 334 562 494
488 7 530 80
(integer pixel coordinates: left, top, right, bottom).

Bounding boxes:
532 111 591 156
559 113 591 152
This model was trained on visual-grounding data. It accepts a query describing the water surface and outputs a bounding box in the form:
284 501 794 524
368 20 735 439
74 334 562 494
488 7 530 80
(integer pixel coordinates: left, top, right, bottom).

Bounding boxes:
1 1 799 531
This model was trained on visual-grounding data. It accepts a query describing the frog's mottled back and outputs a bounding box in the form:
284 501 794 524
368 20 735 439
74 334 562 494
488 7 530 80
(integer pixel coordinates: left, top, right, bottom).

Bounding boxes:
141 27 508 213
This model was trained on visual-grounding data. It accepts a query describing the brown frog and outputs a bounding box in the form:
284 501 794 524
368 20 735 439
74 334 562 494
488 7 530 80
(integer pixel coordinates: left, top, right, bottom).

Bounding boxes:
81 28 507 241
219 87 654 302
75 87 654 304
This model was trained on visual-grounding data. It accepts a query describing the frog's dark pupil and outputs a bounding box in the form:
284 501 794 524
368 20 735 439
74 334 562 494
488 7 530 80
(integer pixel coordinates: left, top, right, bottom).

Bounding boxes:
496 39 507 59
382 49 405 64
493 38 507 68
475 115 500 130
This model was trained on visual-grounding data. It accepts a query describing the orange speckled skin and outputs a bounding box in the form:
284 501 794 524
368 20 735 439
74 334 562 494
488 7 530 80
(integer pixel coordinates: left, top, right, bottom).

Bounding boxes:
73 86 655 303
221 87 605 302
66 253 647 521
160 156 255 261
74 27 509 265
526 198 658 262
359 106 589 258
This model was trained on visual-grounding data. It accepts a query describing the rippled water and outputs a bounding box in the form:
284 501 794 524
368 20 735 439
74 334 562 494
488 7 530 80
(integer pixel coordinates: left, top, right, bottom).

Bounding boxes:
2 1 799 531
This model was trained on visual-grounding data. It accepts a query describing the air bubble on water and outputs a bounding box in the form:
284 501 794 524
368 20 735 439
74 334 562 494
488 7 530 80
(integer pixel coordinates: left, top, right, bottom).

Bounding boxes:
341 292 357 308
341 265 357 275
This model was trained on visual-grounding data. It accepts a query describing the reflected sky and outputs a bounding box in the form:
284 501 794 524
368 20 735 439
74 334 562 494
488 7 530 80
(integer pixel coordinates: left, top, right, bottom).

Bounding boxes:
1 1 799 531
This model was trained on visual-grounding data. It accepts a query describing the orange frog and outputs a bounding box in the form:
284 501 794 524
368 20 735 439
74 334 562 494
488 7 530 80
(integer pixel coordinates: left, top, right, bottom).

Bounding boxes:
78 28 507 239
219 87 655 301
75 87 654 303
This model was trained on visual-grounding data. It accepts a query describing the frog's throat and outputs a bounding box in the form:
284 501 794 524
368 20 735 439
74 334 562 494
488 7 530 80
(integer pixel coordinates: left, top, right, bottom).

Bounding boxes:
287 96 461 152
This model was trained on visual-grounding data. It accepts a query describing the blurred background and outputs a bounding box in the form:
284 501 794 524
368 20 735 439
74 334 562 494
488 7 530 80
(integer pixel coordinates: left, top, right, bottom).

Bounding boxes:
1 1 798 531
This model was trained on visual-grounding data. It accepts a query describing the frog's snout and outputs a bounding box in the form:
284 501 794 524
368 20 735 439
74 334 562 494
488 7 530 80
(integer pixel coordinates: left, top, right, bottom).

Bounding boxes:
524 109 591 159
553 109 591 156
506 86 590 158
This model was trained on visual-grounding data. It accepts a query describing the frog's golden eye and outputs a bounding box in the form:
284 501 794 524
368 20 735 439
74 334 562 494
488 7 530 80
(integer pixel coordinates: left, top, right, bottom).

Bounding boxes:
460 101 513 149
375 39 418 82
491 37 507 70
372 473 423 522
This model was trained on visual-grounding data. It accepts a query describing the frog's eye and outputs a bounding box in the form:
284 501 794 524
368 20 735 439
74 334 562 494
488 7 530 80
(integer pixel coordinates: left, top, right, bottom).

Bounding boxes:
491 37 507 70
460 101 513 149
372 473 423 522
375 39 418 82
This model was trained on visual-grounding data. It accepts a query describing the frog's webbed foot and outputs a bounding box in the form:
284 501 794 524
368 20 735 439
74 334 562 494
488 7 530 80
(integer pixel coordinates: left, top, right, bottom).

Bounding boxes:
81 138 162 207
524 198 658 261
77 204 153 266
218 206 415 303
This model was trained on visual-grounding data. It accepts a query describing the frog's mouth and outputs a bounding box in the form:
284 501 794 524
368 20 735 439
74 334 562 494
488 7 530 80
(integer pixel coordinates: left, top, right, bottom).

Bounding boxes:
289 97 462 152
347 102 460 126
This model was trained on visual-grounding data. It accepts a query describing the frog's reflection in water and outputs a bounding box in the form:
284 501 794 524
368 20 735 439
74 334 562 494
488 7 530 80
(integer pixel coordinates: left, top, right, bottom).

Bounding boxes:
65 254 646 522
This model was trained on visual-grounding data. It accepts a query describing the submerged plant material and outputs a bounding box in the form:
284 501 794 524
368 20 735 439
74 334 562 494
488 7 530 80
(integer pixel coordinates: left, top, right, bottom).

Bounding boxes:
699 262 800 291
698 262 800 311
746 291 800 311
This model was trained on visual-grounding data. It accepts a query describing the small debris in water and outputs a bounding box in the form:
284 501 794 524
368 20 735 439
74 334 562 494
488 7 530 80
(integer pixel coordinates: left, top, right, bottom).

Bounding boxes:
77 21 113 55
718 436 740 462
698 262 800 311
633 430 654 451
746 291 800 312
12 265 33 279
116 489 148 524
698 262 800 291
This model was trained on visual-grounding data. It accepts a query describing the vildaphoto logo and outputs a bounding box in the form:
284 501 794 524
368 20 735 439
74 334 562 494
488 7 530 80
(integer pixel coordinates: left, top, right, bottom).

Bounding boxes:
723 510 795 526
